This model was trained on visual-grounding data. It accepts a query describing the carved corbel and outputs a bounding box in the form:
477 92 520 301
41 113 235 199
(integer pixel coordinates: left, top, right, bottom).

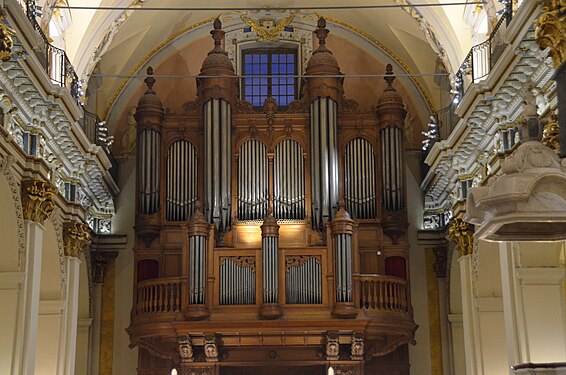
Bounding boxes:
63 222 91 258
203 334 219 362
325 331 340 361
178 335 194 363
21 179 56 224
350 332 364 361
447 218 474 257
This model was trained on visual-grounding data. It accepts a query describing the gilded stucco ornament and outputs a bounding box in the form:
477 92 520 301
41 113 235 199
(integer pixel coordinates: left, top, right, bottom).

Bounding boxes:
542 114 560 152
240 14 295 42
535 0 566 68
0 13 15 62
447 218 474 257
21 179 56 223
63 222 91 258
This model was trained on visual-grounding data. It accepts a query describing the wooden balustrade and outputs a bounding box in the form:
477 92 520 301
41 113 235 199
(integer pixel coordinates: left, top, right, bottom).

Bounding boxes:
136 277 182 315
356 274 408 313
134 271 409 317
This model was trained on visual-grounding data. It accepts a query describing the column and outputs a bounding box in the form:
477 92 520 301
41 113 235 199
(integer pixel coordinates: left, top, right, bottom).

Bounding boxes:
447 218 480 375
18 179 56 375
60 222 91 375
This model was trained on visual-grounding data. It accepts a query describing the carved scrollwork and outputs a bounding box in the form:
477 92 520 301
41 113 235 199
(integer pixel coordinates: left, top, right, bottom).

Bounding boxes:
340 96 360 113
285 255 321 271
542 114 560 152
129 338 174 360
285 98 308 113
21 179 56 224
221 256 256 272
181 99 201 114
535 0 566 68
236 99 255 114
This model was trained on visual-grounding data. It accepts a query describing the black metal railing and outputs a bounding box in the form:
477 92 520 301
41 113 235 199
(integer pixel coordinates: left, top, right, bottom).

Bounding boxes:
453 14 509 103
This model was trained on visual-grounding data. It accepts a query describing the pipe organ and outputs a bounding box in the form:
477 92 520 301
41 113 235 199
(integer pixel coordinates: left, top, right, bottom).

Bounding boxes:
131 16 414 375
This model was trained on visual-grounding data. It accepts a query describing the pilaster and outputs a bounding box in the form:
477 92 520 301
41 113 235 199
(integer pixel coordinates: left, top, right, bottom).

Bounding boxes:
20 178 55 375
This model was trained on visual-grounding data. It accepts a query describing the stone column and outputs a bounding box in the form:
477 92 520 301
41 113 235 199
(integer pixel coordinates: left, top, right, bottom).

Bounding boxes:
448 218 480 375
19 179 55 375
60 222 91 375
535 0 566 156
433 245 452 375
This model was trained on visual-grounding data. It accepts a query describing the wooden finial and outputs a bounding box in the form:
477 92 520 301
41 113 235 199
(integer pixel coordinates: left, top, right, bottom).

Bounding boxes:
313 17 330 53
213 18 222 30
210 18 226 53
144 66 156 93
384 63 396 90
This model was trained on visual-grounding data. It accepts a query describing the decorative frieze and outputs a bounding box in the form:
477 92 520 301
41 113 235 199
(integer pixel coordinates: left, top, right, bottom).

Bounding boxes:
21 179 56 223
63 221 91 258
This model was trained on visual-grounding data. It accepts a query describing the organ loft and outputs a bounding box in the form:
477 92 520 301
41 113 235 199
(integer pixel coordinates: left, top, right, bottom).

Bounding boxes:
129 17 416 375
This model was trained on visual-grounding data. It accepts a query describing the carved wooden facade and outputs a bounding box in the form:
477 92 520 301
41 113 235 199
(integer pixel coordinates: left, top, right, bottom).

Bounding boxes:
129 18 416 375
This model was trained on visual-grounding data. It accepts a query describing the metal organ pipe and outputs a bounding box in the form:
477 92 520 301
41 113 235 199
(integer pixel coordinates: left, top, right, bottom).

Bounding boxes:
381 127 404 211
166 140 197 221
138 129 161 214
310 97 339 230
204 98 232 231
285 257 322 304
219 257 256 305
237 140 268 221
344 138 376 219
330 207 355 306
261 214 280 308
274 139 305 220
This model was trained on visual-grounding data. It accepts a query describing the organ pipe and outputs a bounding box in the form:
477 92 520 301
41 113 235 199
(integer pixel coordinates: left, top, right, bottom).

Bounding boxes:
274 139 305 220
219 257 256 305
204 99 232 230
166 140 197 221
344 138 376 219
237 140 268 221
134 67 164 246
305 17 342 231
184 204 211 320
330 205 357 318
376 64 408 242
259 213 283 319
285 257 322 304
199 18 237 234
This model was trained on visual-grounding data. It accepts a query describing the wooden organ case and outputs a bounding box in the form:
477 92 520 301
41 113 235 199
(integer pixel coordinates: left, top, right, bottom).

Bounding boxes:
129 18 417 375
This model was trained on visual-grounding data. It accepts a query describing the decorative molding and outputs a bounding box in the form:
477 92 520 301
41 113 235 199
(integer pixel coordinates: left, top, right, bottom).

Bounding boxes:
0 154 25 271
285 255 321 271
21 179 56 224
63 221 92 258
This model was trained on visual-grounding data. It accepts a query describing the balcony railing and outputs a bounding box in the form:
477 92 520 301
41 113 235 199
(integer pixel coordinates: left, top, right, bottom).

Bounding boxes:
136 277 182 315
24 0 82 107
356 275 408 313
454 14 508 104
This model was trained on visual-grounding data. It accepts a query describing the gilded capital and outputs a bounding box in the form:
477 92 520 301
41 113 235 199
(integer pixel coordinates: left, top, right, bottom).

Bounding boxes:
21 179 56 223
447 218 474 257
63 222 91 258
535 0 566 68
0 14 15 63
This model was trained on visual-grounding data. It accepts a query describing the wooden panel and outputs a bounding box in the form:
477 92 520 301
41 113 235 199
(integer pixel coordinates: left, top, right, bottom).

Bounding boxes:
163 253 181 277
